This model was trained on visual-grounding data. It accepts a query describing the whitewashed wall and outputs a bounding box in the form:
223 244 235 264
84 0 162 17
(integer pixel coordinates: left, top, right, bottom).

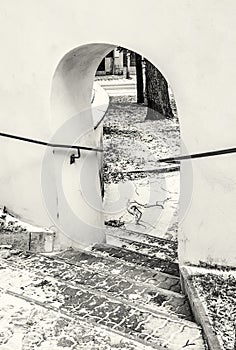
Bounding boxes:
0 0 235 265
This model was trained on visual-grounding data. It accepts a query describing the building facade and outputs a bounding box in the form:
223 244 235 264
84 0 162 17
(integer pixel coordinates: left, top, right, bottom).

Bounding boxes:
96 48 136 76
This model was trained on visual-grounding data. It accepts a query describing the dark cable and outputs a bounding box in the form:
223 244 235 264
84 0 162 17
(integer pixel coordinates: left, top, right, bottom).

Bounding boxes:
0 132 103 152
0 131 236 162
159 147 236 163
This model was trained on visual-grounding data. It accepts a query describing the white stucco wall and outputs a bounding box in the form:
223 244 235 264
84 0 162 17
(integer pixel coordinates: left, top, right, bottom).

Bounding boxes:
0 0 235 265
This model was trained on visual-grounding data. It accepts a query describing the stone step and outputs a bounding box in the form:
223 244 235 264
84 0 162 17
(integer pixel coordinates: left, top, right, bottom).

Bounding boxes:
101 84 136 90
91 243 180 277
4 251 192 321
105 228 178 262
0 209 55 253
98 82 136 89
0 259 206 350
0 230 55 253
0 289 156 350
56 248 182 293
98 81 136 96
103 90 136 97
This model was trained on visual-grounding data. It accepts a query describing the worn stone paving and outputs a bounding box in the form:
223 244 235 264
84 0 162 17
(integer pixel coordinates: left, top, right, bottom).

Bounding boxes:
0 290 155 350
106 229 178 262
0 258 205 350
3 251 191 320
57 248 182 293
107 228 178 247
92 243 180 276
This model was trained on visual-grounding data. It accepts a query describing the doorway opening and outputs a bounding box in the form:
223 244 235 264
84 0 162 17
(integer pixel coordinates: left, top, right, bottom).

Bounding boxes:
93 46 180 254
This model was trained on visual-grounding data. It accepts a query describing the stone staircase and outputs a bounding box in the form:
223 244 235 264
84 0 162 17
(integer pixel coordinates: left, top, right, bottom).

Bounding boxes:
96 78 136 96
0 227 207 349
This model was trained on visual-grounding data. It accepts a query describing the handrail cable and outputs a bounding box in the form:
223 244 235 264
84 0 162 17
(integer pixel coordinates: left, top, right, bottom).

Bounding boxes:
159 147 236 163
0 131 102 152
0 131 236 163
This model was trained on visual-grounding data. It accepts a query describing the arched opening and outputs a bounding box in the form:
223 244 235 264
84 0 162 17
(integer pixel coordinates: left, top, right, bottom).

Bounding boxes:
94 46 180 261
50 43 180 255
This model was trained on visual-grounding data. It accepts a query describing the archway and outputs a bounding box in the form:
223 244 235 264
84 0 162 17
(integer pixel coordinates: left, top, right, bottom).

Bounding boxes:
49 42 180 250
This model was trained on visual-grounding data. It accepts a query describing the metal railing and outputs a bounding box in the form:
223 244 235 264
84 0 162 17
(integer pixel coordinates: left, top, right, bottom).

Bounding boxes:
0 130 236 165
0 131 103 164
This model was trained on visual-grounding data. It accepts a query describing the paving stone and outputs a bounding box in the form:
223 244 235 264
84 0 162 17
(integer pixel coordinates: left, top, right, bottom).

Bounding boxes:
106 228 178 262
92 243 180 276
0 291 155 350
57 249 181 293
3 251 192 320
0 261 205 349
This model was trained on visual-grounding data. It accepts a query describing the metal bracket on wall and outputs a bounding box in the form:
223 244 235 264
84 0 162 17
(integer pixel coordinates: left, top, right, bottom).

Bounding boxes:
70 148 81 164
0 131 103 166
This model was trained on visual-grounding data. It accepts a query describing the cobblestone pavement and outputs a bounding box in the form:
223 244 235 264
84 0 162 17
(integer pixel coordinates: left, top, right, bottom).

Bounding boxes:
3 251 190 320
0 291 154 350
92 243 180 276
58 249 182 292
106 228 178 262
0 255 205 350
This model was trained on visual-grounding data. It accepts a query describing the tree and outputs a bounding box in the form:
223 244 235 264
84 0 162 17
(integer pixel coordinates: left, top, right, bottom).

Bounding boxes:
122 48 130 79
135 53 144 104
117 47 143 102
116 47 174 117
145 59 174 120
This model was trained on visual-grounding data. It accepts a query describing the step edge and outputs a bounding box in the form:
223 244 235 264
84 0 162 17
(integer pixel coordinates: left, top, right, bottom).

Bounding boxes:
46 248 180 281
106 231 178 252
105 236 178 263
0 261 200 330
107 228 178 245
4 253 183 301
180 266 223 350
91 243 180 273
2 288 162 350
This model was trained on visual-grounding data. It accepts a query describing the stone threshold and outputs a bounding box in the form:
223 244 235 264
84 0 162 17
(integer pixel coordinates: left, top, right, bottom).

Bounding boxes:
92 243 180 277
